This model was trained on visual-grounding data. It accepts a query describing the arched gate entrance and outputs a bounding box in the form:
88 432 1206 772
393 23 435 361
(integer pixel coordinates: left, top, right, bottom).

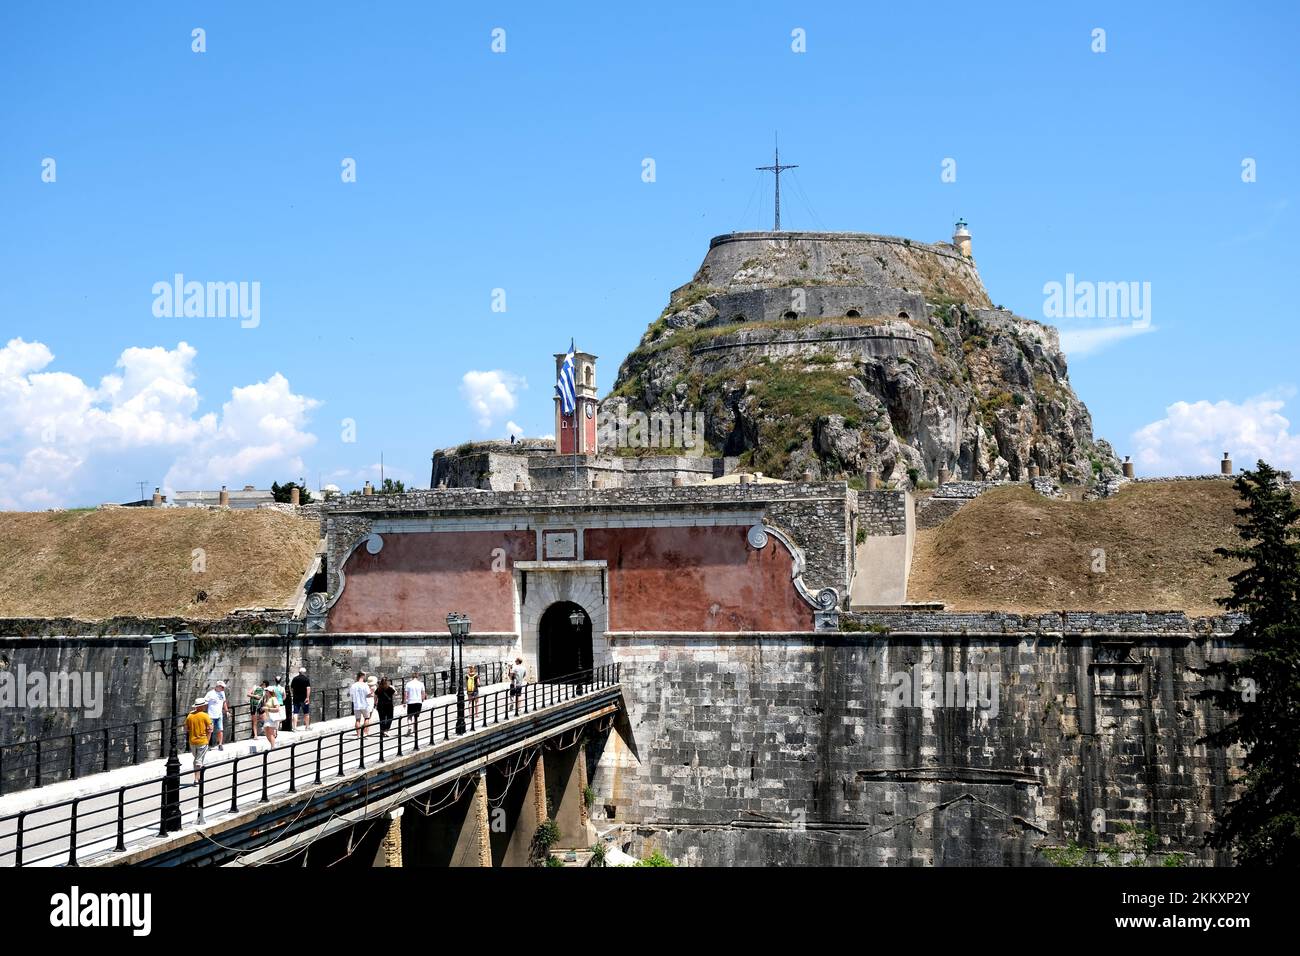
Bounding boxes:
538 601 593 681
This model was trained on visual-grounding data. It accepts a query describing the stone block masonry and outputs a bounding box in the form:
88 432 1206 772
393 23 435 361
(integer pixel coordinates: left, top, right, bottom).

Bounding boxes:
592 617 1244 866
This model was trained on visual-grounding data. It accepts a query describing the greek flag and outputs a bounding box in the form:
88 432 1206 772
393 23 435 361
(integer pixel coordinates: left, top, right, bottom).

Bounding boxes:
556 339 576 416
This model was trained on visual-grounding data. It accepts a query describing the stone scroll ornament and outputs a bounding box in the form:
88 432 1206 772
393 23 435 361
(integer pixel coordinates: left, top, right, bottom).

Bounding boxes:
747 523 840 625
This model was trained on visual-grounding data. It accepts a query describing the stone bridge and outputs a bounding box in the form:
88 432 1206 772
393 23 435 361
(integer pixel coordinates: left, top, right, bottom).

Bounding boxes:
0 668 621 868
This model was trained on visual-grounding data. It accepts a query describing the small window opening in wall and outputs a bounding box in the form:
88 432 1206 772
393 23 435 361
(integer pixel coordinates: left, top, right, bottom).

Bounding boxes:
846 309 861 318
733 313 746 323
783 310 798 320
897 311 909 319
604 804 618 820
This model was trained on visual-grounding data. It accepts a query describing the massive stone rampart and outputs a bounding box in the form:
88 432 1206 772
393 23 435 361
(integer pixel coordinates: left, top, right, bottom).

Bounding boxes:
592 611 1243 866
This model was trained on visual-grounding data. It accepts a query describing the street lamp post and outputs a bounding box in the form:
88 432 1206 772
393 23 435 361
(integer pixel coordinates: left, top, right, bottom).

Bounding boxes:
446 612 470 735
277 618 302 721
569 607 586 694
149 630 196 836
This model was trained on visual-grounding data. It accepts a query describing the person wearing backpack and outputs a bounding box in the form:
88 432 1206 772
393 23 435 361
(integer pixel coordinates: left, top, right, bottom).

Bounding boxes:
465 665 481 723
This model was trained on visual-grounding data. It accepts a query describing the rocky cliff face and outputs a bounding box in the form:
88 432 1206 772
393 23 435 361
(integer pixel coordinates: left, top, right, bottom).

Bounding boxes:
606 231 1118 486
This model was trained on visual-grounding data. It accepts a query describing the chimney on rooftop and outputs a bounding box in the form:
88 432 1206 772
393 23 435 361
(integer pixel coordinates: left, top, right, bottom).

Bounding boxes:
1221 452 1233 475
152 487 162 507
219 485 230 507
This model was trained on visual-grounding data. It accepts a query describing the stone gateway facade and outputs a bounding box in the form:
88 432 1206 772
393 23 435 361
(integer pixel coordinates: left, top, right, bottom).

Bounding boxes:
307 484 1246 866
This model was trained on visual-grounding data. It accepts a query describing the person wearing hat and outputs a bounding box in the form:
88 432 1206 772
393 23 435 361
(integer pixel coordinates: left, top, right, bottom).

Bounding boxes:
185 698 213 784
204 680 230 751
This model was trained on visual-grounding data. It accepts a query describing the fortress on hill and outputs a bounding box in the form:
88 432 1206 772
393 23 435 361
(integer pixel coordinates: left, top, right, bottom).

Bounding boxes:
433 222 1120 496
0 222 1254 867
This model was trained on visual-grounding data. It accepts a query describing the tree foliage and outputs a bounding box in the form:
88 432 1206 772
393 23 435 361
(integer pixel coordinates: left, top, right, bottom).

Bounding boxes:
271 480 313 504
1196 460 1300 865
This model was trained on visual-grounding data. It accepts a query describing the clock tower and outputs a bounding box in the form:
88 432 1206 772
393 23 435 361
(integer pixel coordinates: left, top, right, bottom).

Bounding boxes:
554 348 598 455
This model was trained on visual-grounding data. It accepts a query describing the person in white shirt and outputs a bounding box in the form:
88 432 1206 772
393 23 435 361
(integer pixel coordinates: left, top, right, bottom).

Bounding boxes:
204 681 230 751
349 672 372 736
262 694 284 748
508 657 527 716
403 671 426 735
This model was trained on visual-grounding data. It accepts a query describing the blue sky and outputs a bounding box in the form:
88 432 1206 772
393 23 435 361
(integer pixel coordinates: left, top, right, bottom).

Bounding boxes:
1 1 1297 507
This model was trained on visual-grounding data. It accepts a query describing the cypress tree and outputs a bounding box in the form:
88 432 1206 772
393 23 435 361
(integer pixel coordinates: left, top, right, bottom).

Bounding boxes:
1197 460 1300 864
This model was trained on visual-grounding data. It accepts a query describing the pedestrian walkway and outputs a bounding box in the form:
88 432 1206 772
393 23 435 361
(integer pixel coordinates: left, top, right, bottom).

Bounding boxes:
0 672 598 867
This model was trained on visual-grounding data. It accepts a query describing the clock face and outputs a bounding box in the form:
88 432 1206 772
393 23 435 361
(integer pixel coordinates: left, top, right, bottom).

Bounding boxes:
584 404 594 419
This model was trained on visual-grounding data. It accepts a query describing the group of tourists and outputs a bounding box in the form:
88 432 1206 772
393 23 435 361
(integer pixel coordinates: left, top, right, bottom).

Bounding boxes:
347 657 530 737
181 670 313 782
180 657 535 783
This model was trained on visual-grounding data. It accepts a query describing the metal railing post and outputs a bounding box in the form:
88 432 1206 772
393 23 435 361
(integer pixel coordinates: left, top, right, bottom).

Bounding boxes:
337 734 344 777
230 757 241 813
288 743 297 793
196 769 206 826
115 788 127 851
15 811 25 867
68 798 79 866
314 737 323 786
260 750 269 802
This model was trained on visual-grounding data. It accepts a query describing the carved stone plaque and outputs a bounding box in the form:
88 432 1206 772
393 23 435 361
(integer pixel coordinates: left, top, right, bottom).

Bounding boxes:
544 531 576 560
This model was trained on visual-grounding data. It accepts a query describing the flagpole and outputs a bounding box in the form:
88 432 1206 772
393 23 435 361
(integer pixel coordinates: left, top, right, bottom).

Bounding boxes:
577 338 582 489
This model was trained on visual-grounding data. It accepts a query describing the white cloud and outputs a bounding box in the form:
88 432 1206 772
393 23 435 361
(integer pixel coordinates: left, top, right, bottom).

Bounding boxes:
162 374 320 492
1059 322 1155 359
460 370 525 430
1132 389 1300 477
505 421 524 439
0 337 319 509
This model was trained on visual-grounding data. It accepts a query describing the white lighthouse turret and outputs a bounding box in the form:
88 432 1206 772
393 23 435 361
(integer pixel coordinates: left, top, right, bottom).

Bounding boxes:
952 218 972 258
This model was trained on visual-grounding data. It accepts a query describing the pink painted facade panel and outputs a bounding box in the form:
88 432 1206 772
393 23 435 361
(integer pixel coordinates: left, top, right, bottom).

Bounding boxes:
585 526 812 632
327 530 534 633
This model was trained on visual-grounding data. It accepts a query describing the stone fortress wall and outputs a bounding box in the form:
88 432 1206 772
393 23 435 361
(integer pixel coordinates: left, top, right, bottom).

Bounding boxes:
594 613 1243 866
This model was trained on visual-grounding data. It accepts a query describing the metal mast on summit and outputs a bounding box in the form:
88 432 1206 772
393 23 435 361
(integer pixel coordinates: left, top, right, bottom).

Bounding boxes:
756 137 798 231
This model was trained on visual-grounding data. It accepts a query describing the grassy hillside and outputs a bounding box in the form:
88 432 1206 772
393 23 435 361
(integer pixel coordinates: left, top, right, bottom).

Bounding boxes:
0 508 320 620
908 481 1248 614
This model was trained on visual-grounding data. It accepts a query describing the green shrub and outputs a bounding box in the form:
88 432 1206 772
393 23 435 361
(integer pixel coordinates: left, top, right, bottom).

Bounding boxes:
635 850 675 867
530 818 561 865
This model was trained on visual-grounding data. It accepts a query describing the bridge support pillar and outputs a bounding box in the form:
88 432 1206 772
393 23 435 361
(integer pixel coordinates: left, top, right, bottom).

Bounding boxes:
400 771 493 866
372 807 404 867
469 770 492 867
544 738 592 848
495 752 547 867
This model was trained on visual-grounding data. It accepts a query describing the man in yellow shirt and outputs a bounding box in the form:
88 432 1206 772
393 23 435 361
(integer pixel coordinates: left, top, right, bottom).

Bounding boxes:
184 698 213 785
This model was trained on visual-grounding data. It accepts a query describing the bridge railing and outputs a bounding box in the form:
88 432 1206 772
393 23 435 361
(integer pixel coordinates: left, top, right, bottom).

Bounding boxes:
0 661 507 797
0 663 620 868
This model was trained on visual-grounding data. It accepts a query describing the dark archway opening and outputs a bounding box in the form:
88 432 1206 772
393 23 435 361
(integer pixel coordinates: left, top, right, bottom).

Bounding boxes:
538 601 593 681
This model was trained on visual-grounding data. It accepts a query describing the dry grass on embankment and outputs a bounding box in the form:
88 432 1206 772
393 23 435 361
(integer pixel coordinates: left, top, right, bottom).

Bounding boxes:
907 481 1250 614
0 508 320 621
